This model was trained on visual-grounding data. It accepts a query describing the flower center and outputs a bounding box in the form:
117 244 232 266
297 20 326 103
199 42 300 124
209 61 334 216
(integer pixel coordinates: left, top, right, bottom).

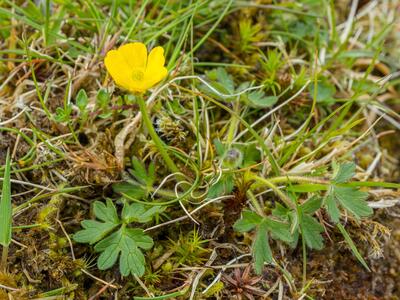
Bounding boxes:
131 69 144 81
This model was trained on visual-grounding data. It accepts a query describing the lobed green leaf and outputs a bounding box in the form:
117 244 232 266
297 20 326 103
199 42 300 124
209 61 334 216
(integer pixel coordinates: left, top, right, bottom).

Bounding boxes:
300 195 322 215
253 221 272 274
93 199 119 224
324 193 340 223
332 162 356 184
300 214 324 250
73 220 118 245
233 210 262 232
333 186 372 220
264 217 292 243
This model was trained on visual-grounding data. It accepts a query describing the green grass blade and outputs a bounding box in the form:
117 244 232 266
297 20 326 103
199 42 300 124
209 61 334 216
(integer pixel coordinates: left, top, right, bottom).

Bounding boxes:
342 181 400 189
0 149 12 247
337 223 370 271
133 287 188 300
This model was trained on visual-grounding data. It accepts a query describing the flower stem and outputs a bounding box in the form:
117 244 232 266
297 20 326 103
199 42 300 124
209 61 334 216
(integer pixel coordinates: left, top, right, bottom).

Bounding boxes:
136 95 180 176
251 175 296 209
246 190 265 217
268 176 329 185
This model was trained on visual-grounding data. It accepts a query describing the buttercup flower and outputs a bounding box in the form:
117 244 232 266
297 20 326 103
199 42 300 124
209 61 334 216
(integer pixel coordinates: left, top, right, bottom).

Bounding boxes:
104 42 168 93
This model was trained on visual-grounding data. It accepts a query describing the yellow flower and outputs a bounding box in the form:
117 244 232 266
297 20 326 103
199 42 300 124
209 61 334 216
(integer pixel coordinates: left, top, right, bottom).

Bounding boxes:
104 42 168 93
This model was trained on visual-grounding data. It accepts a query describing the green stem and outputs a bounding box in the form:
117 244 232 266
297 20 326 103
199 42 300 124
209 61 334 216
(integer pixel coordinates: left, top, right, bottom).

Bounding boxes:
251 175 296 209
226 102 239 145
25 45 52 120
301 226 307 288
246 190 265 216
13 224 43 230
136 95 180 176
268 175 329 185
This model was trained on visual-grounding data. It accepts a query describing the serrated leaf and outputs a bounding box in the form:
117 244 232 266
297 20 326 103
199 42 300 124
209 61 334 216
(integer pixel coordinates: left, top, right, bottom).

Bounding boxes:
233 210 263 232
74 199 119 246
125 228 154 250
122 203 145 223
97 241 120 270
93 228 120 252
93 200 119 224
137 206 164 223
242 144 260 167
216 68 235 94
207 174 234 198
0 150 12 247
247 90 278 108
300 196 322 215
264 217 292 243
202 68 235 99
203 81 231 97
147 162 156 186
289 210 299 235
301 214 324 250
272 202 290 220
131 157 148 185
73 220 118 245
237 81 251 93
309 80 336 104
333 186 372 220
119 236 145 276
122 203 164 224
332 162 355 184
253 221 272 274
225 175 235 193
325 193 340 223
94 227 152 276
288 228 299 249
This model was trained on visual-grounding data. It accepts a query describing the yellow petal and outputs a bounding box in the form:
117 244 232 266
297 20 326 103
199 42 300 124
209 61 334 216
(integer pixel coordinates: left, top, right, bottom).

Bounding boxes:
104 49 133 90
146 46 165 73
143 66 168 89
105 43 167 93
129 82 148 93
143 46 167 89
118 42 147 69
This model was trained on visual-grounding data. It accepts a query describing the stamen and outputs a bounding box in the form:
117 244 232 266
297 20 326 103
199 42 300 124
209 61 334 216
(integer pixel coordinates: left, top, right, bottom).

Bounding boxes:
132 70 144 81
